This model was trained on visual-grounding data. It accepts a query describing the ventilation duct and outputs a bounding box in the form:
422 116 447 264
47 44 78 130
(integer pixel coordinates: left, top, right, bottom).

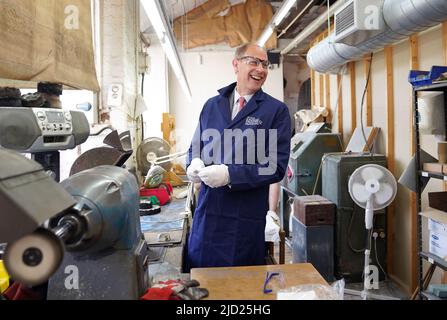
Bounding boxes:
307 0 447 74
383 0 447 36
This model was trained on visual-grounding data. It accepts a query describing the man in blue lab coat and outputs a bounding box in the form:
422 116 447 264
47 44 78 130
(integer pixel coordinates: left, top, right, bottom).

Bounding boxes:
185 43 291 269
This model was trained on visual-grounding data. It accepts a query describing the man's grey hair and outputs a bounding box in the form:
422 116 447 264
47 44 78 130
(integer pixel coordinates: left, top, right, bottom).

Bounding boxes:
234 43 267 59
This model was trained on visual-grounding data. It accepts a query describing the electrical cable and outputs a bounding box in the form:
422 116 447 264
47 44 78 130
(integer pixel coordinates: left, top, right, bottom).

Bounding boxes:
360 52 374 154
311 151 346 195
141 73 145 140
348 205 367 253
374 234 388 280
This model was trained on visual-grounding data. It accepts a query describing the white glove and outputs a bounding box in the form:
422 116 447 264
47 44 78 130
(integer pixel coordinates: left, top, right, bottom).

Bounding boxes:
187 158 205 183
268 210 280 223
265 210 280 243
198 164 230 188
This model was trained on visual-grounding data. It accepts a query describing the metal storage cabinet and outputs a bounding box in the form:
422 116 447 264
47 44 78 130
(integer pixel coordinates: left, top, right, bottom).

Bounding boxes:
322 153 388 282
292 217 334 282
292 195 336 282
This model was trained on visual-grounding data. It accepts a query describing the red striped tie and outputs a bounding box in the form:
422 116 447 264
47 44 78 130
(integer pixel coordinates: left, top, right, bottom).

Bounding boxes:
238 97 246 111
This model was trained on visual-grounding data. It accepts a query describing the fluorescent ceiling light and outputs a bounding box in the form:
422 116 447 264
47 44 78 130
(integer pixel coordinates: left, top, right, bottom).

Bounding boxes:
273 0 297 26
257 0 297 47
140 0 192 99
257 24 274 47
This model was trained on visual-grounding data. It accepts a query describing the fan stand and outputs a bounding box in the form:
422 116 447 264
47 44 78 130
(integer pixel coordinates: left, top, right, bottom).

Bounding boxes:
344 243 400 300
344 201 400 300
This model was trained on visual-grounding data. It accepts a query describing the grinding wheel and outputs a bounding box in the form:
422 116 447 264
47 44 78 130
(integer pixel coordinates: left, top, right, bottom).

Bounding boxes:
136 137 172 175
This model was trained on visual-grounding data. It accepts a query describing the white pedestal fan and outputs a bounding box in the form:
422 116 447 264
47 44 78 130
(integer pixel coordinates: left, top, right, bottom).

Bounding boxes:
345 164 399 300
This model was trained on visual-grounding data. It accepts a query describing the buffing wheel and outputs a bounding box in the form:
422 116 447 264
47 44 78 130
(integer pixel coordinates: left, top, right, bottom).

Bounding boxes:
4 228 64 286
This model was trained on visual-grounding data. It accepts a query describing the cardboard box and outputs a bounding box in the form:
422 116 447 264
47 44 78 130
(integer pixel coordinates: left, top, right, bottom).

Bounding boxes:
420 210 447 259
429 218 447 237
429 231 447 259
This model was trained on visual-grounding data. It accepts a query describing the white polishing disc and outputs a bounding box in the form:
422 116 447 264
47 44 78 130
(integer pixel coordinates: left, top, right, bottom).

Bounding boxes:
4 229 64 286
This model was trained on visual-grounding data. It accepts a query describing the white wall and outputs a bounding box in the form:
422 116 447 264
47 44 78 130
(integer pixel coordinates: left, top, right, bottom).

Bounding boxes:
142 38 169 139
101 0 141 172
170 50 284 154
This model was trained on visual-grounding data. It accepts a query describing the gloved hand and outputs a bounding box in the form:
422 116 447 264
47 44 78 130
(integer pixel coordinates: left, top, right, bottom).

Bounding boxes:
140 279 209 300
265 210 280 243
186 158 205 183
267 210 280 225
198 164 230 188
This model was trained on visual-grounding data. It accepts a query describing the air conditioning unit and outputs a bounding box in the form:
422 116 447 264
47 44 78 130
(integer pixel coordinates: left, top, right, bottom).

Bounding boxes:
334 0 385 46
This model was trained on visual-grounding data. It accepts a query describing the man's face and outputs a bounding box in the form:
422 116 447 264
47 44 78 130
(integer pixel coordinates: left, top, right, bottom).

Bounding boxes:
232 45 269 95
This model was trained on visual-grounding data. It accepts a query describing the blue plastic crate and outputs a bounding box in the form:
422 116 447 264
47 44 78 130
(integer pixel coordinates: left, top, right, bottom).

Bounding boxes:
408 66 447 87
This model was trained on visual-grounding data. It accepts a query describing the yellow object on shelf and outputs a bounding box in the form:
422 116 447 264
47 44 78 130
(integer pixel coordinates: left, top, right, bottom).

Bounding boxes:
0 260 10 294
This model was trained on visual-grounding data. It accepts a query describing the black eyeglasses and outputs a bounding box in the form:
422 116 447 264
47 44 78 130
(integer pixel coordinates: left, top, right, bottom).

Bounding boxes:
238 56 270 69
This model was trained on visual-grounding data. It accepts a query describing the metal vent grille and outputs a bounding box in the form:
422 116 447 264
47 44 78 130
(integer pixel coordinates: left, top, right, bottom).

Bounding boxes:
335 2 355 36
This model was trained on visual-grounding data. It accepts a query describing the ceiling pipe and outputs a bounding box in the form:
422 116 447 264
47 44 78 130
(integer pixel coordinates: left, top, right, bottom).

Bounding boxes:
306 0 447 74
280 0 348 55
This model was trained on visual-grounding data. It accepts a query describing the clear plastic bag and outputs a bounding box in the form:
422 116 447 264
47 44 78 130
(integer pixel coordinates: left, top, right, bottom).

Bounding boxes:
277 279 345 300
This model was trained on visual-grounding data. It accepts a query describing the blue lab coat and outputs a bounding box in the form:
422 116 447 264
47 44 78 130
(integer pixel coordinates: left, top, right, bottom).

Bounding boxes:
186 82 291 269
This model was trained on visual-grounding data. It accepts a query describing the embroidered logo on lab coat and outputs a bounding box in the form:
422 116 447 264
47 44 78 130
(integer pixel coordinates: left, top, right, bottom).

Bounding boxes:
245 116 263 126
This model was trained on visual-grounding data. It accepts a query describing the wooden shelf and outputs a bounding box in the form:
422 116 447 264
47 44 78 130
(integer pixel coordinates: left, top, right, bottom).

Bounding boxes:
419 209 447 225
414 82 447 92
420 171 447 181
420 252 447 271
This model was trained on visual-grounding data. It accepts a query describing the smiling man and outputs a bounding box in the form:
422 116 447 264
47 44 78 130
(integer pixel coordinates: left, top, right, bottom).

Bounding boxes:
185 43 291 269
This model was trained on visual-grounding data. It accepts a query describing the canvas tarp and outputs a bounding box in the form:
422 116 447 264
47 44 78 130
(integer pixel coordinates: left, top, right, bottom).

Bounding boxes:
173 0 276 50
0 0 99 92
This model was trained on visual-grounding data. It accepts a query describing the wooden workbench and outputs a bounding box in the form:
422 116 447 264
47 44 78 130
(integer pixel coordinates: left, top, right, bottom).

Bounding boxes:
191 263 328 300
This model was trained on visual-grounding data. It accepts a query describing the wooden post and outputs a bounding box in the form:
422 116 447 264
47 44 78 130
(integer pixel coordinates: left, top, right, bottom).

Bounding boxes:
311 69 316 107
410 34 419 293
161 113 175 146
364 55 373 127
349 61 357 136
319 73 324 107
325 74 332 124
337 74 344 142
385 46 395 275
443 22 447 65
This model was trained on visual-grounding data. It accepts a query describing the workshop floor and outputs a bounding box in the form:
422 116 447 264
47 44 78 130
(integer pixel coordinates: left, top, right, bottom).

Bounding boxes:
273 238 410 300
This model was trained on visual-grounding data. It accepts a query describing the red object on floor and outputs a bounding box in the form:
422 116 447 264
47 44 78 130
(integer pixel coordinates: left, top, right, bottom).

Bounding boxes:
139 183 173 206
140 280 182 300
2 282 42 300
